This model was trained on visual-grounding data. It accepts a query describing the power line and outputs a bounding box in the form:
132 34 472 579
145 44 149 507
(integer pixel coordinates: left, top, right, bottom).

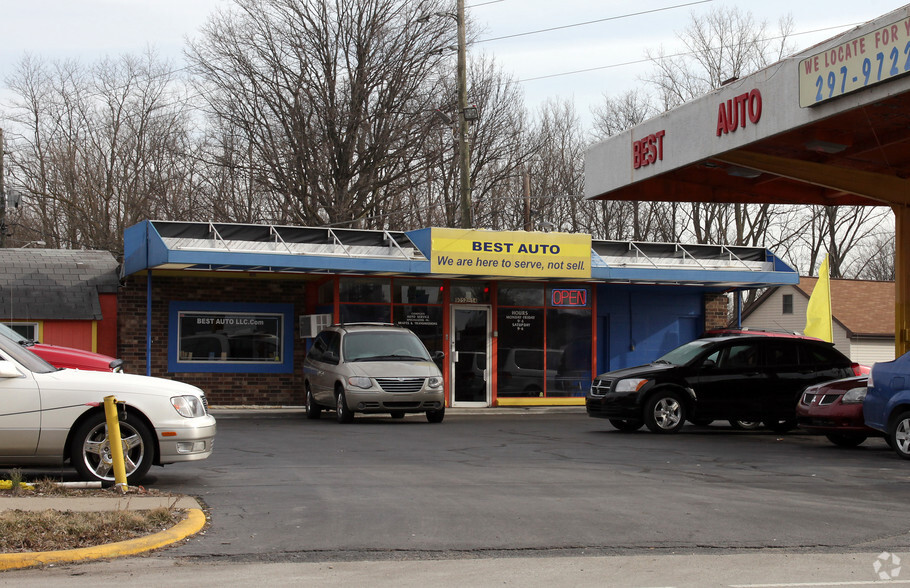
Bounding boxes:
477 0 714 44
516 23 866 83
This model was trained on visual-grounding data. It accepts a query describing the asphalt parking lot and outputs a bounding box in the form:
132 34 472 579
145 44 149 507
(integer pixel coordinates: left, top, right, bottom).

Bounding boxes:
5 409 910 585
158 409 910 557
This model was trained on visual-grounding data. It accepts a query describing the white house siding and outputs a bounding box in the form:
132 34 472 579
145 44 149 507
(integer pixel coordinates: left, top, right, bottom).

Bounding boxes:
741 286 853 358
851 340 896 366
741 287 805 334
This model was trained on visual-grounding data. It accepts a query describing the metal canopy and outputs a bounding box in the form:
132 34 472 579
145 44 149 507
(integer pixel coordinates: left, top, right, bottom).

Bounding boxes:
122 220 797 289
583 5 910 353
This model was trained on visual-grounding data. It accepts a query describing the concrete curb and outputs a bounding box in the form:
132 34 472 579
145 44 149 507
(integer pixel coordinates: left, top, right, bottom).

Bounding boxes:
0 508 206 571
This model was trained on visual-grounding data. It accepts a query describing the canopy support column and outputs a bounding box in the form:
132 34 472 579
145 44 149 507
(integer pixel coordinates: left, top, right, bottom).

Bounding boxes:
896 205 910 357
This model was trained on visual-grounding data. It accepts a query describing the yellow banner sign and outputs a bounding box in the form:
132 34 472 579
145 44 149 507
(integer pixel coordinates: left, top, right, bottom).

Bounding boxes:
430 228 591 278
799 16 910 107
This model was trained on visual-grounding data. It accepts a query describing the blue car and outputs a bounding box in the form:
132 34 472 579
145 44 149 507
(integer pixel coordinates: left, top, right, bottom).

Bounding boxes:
863 350 910 460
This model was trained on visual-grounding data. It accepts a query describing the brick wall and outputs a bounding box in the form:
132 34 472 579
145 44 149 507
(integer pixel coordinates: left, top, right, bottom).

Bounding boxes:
118 273 310 406
703 292 730 331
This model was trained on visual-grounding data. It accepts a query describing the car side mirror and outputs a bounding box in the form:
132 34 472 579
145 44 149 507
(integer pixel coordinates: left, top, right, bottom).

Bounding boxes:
702 358 717 369
0 360 23 378
432 351 445 361
324 351 339 365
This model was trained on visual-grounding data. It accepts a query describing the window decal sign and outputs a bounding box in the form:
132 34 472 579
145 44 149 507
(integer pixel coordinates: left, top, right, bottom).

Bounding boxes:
429 228 592 279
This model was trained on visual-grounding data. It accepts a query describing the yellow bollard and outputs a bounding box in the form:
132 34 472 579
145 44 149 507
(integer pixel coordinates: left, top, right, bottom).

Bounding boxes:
103 396 129 493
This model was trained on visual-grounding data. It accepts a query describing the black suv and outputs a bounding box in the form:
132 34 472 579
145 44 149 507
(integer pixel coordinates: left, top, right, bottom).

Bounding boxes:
586 334 861 434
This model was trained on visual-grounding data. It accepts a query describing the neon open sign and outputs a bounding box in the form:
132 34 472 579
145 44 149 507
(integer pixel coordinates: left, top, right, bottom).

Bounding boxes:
551 288 588 307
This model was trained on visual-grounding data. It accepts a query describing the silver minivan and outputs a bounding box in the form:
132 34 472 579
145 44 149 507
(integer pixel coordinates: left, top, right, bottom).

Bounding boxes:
302 324 445 423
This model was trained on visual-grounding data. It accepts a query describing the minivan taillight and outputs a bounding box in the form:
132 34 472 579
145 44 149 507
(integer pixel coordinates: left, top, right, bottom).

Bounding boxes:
850 363 862 376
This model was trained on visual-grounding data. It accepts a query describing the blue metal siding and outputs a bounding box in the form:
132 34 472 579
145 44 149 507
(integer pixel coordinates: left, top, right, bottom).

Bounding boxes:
596 285 703 374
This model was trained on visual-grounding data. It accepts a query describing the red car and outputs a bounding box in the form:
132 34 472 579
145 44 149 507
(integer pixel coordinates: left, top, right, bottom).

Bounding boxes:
0 323 123 372
796 375 882 447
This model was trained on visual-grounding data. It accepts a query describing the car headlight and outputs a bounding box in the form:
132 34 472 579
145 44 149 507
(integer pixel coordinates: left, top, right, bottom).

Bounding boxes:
171 395 206 418
841 387 867 404
615 378 649 393
427 376 443 389
347 376 373 389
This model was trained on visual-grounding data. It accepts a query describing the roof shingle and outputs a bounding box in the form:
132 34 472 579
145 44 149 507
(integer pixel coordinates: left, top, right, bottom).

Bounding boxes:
795 277 894 337
0 249 119 320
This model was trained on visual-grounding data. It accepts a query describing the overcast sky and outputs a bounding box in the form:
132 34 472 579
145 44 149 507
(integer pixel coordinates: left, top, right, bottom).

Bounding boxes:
1 0 905 128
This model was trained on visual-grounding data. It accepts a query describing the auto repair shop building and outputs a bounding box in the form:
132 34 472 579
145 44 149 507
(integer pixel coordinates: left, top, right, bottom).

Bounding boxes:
120 220 797 407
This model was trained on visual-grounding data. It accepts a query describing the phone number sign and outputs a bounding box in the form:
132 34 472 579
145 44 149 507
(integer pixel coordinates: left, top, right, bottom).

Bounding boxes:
799 17 910 107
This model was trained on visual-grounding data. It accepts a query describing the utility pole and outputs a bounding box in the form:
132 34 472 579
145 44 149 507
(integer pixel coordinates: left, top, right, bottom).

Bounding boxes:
523 168 531 231
456 0 472 229
0 127 6 248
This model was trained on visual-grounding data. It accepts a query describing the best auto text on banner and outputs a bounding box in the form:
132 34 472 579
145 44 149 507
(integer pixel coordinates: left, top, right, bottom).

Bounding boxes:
430 228 592 279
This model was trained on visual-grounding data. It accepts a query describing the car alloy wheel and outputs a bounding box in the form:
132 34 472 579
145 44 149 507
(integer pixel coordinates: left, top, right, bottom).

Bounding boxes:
336 390 354 423
70 412 153 483
305 387 321 420
645 392 686 433
890 410 910 459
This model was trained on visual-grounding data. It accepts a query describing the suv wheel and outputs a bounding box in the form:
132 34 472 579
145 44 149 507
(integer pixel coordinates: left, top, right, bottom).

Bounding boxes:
825 433 867 448
644 392 686 434
729 420 762 430
336 390 354 424
763 418 797 433
609 419 643 432
889 410 910 459
305 387 321 420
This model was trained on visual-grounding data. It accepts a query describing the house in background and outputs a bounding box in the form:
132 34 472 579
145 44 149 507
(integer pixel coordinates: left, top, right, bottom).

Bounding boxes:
740 277 895 365
0 249 120 357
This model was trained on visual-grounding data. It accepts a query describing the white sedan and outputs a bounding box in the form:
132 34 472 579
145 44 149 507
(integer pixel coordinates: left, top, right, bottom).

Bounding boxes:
0 335 216 483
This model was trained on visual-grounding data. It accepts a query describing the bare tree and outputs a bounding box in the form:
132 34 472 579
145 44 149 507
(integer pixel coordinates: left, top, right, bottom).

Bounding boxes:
3 51 200 254
645 7 794 109
187 0 459 229
795 205 892 278
590 88 656 144
852 231 895 281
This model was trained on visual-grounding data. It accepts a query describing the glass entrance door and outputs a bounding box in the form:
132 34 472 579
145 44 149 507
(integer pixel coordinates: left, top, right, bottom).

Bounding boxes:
451 306 491 407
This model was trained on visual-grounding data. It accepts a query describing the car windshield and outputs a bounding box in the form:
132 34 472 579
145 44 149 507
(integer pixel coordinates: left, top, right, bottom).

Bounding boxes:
0 334 58 373
0 322 31 345
343 331 432 362
654 339 715 366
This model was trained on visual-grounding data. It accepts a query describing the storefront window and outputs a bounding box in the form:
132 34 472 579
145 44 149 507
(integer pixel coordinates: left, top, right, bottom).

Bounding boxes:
497 284 544 307
178 312 282 362
339 277 391 303
340 304 391 323
339 277 392 324
394 305 444 367
395 280 443 304
317 279 335 305
168 302 294 374
451 282 490 304
496 307 545 397
546 306 592 397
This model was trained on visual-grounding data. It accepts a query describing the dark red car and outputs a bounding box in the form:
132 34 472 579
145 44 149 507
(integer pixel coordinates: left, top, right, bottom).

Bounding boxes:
796 375 882 447
0 322 123 372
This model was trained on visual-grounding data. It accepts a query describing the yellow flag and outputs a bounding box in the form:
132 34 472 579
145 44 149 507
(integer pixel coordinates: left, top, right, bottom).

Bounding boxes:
804 255 833 342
